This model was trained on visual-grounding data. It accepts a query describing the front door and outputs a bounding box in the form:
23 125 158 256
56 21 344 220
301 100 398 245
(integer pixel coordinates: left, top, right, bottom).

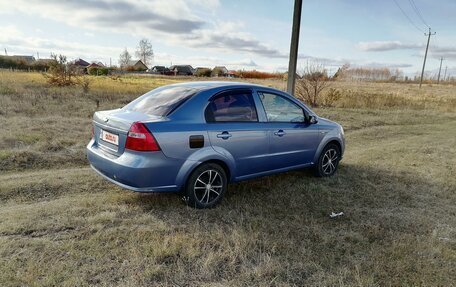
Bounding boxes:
258 92 320 170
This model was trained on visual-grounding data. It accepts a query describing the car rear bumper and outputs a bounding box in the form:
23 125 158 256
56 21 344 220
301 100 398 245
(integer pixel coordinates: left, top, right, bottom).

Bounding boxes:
86 139 183 192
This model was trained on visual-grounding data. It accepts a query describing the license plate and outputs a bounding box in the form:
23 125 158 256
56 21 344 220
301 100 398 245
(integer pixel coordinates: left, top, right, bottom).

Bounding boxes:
100 130 119 145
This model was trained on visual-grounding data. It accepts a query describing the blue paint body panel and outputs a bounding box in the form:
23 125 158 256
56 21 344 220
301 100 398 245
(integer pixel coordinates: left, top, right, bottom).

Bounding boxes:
87 82 345 193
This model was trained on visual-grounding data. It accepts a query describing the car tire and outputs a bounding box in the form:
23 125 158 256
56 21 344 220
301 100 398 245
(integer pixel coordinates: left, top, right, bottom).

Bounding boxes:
315 143 341 177
185 163 227 209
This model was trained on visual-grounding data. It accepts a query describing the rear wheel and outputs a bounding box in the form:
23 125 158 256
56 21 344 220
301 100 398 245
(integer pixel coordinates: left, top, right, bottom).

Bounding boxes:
185 163 227 209
315 143 341 177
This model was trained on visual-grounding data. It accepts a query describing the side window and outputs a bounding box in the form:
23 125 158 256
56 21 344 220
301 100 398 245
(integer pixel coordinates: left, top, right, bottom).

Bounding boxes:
205 91 258 122
259 92 305 123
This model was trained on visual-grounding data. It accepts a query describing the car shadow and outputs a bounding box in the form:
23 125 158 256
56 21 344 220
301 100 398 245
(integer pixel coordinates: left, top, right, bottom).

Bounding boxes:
111 162 456 285
122 162 448 229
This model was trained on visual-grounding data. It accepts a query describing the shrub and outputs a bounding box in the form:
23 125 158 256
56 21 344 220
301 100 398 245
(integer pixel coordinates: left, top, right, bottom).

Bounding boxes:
31 61 54 72
0 56 16 69
0 56 28 70
42 54 92 90
322 88 341 107
81 77 91 94
195 68 212 77
43 54 81 86
125 66 146 72
237 70 281 79
0 57 28 70
87 67 109 76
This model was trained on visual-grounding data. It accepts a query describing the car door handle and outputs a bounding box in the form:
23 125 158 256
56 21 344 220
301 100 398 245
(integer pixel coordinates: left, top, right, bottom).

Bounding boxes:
217 131 232 140
274 130 286 137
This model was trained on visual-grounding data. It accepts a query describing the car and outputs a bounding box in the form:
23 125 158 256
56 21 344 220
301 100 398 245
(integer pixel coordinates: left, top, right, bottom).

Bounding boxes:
87 82 345 208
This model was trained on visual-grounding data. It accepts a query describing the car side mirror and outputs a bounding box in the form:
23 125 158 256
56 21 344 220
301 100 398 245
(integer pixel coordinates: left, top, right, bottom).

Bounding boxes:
308 115 318 124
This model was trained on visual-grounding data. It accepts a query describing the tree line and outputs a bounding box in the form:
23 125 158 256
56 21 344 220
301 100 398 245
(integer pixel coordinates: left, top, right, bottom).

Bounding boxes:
0 56 52 71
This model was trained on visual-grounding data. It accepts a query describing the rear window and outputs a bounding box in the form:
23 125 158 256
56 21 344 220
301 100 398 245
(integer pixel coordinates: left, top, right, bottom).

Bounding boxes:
123 86 197 116
205 91 258 122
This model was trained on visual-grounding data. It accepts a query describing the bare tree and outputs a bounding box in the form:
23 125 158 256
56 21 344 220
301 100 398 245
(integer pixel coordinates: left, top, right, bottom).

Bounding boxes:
295 61 330 107
135 39 154 67
118 48 132 69
333 63 350 80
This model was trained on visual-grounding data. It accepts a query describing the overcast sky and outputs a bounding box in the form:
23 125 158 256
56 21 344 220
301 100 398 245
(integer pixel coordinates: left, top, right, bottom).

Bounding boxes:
0 0 455 76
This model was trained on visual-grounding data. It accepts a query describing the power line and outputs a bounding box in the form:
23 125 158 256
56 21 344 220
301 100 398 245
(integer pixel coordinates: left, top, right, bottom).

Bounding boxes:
408 0 430 28
392 0 425 33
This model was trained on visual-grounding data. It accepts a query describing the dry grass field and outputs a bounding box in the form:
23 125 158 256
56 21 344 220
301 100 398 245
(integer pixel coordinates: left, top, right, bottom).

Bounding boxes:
1 71 456 286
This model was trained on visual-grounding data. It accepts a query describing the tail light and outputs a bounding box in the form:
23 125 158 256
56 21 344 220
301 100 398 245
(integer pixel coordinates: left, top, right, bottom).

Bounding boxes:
125 122 160 151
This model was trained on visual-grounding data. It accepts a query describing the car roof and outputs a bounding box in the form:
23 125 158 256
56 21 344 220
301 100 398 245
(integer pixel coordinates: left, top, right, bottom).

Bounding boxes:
165 81 273 93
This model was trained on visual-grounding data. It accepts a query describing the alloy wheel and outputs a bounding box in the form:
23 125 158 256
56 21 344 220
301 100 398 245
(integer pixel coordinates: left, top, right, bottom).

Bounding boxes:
193 169 223 204
322 148 338 175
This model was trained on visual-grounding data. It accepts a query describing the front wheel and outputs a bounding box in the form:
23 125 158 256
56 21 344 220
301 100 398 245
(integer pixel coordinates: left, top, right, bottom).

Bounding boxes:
185 163 227 209
315 143 341 177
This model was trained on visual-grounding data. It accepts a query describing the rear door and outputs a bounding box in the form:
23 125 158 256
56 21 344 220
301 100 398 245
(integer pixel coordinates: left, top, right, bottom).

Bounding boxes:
205 89 270 177
257 91 320 170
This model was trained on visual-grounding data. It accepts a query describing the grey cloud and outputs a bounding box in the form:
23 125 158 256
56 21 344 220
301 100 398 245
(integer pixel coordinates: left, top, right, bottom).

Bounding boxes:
430 51 456 60
411 46 456 60
297 55 413 70
297 55 353 66
358 40 456 61
28 0 206 34
92 13 205 34
225 59 258 67
357 41 423 51
7 0 287 58
430 46 456 60
360 62 413 68
433 46 456 53
188 34 287 58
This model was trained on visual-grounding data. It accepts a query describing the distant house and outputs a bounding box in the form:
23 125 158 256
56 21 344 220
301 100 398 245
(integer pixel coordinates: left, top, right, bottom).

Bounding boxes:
127 60 148 71
227 70 239 78
73 58 90 67
212 66 228 77
150 65 171 75
87 62 105 69
169 65 194 76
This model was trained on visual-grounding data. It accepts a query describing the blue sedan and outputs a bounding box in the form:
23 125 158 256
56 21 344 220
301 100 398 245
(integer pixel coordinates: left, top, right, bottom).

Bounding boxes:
87 82 345 208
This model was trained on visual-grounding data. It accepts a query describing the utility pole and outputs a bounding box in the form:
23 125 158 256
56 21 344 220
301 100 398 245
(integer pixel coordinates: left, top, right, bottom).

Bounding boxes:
437 57 444 83
443 66 448 82
287 0 302 96
419 27 436 88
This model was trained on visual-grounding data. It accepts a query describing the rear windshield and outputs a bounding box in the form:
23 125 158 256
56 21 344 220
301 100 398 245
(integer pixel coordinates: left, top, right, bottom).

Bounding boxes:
123 86 197 116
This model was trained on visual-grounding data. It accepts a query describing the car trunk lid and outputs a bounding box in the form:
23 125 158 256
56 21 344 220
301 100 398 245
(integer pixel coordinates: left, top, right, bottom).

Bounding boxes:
92 109 165 156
